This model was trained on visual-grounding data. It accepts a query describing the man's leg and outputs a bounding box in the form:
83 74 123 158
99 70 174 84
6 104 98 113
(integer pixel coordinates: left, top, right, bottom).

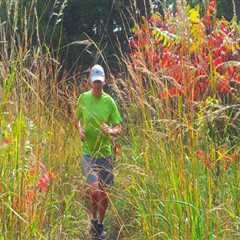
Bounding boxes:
88 180 108 239
88 181 109 222
95 157 113 223
85 156 113 239
82 156 100 237
87 180 101 239
88 181 99 219
97 184 109 224
88 182 108 240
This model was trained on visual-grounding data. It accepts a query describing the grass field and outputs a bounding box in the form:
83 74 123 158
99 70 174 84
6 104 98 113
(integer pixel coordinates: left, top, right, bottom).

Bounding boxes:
0 0 240 239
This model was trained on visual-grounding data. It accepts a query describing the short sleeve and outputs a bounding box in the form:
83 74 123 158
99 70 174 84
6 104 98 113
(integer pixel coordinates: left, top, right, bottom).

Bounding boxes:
109 98 122 126
76 94 84 120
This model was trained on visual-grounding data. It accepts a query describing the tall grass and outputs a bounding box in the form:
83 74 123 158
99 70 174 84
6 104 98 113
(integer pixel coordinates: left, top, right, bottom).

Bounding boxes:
0 0 240 240
108 2 240 239
0 1 87 239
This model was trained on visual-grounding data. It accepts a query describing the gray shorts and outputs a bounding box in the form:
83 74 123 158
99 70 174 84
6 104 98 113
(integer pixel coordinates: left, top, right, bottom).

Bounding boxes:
82 155 114 186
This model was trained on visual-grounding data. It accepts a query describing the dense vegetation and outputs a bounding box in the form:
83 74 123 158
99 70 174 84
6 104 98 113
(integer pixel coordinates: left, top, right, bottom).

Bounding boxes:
0 0 240 239
0 0 239 70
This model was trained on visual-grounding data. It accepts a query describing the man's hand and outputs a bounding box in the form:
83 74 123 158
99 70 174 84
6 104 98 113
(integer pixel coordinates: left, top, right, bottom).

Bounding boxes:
101 123 113 136
79 127 86 141
101 123 122 137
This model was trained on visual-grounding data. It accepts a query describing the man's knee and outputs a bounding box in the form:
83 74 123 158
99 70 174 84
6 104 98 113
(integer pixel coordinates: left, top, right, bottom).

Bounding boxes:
98 192 108 209
89 182 108 205
88 181 100 200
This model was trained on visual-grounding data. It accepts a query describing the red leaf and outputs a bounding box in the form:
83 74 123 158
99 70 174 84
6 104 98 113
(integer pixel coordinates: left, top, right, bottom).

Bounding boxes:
213 56 223 67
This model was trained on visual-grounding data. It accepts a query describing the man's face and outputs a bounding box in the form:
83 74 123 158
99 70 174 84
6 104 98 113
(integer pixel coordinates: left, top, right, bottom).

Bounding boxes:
92 80 104 96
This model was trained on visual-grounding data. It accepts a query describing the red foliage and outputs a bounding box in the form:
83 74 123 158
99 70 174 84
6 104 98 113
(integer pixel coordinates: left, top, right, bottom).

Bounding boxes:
26 189 36 205
128 3 240 102
38 173 50 192
208 0 217 15
196 150 213 170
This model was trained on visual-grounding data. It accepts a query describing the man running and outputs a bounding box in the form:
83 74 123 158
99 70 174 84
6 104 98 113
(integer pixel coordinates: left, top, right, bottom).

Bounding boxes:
76 64 122 239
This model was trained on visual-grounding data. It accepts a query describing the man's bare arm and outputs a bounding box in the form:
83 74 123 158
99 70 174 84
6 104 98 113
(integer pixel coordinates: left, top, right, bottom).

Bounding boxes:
74 116 85 141
101 123 122 137
78 121 86 141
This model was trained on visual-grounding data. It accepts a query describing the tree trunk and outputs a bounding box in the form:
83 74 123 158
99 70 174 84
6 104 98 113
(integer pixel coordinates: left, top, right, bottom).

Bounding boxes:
233 0 240 21
217 0 233 21
136 0 152 18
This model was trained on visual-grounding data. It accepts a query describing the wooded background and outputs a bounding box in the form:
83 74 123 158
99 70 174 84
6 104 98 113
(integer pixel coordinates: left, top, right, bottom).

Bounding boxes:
0 0 239 72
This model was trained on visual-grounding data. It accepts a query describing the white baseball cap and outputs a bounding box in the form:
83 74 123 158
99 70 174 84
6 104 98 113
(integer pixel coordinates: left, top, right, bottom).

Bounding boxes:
90 64 105 82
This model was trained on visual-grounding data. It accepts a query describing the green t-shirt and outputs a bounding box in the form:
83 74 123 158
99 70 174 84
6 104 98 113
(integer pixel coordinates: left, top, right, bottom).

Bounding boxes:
76 90 122 158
